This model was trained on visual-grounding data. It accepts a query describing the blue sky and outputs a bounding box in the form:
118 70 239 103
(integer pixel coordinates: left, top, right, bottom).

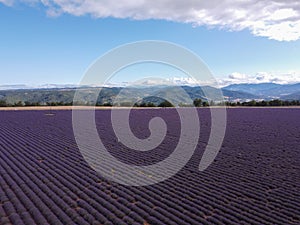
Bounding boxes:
1 1 300 86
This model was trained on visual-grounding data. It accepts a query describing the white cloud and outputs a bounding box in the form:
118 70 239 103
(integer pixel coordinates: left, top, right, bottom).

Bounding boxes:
219 71 300 86
122 72 300 87
0 0 14 6
2 0 300 41
228 72 247 80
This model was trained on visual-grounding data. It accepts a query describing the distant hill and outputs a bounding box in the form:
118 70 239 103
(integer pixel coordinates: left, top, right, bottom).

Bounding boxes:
223 83 300 99
1 82 300 106
281 91 300 100
260 83 300 98
223 83 282 96
0 85 258 106
0 84 81 90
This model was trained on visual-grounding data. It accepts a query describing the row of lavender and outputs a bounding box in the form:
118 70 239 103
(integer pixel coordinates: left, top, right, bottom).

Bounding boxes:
0 108 299 224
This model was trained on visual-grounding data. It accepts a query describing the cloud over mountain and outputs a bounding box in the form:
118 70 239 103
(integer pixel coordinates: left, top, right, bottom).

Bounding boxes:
219 71 300 86
3 0 300 41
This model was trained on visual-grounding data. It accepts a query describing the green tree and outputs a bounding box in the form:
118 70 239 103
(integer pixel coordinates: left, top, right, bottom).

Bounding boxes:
14 101 23 107
158 100 174 107
269 99 282 106
146 102 156 107
0 100 7 107
202 101 209 107
193 98 202 107
248 100 257 106
103 102 112 107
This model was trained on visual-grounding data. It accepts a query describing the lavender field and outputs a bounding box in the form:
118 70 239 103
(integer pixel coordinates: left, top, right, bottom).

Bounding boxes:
0 108 300 225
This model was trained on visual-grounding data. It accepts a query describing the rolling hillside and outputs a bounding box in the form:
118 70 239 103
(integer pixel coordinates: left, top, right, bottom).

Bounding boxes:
1 82 300 106
223 83 300 99
0 86 258 106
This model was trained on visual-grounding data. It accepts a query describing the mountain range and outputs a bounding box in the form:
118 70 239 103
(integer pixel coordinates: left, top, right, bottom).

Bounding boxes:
223 83 300 100
0 82 300 105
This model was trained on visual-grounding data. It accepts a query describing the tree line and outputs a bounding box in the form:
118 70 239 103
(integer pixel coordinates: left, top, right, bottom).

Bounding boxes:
0 100 73 107
194 99 300 107
0 99 300 107
223 99 300 107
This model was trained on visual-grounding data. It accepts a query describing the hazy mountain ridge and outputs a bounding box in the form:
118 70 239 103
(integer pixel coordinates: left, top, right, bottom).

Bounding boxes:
0 82 300 105
223 83 300 99
0 84 81 90
281 91 300 100
0 85 257 105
